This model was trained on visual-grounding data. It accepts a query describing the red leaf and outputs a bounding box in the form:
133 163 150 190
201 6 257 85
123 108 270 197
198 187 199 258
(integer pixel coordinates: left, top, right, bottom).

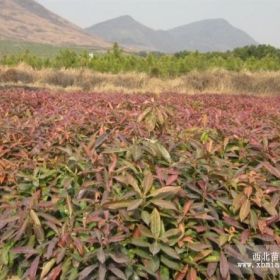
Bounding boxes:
263 162 280 178
240 229 250 244
183 200 193 216
175 265 188 280
109 154 117 174
207 262 217 277
73 238 84 256
166 174 178 185
49 265 62 280
79 265 98 280
220 252 229 279
12 247 38 255
29 256 40 280
187 267 197 280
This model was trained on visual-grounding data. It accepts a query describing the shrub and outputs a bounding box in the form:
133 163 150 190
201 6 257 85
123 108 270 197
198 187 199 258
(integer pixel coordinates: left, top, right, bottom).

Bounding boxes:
42 70 75 87
150 67 161 78
0 68 34 83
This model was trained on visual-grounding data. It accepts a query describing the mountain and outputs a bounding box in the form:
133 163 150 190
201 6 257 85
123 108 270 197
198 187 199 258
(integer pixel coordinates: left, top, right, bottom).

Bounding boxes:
85 15 173 52
86 16 257 53
0 0 109 49
169 18 257 52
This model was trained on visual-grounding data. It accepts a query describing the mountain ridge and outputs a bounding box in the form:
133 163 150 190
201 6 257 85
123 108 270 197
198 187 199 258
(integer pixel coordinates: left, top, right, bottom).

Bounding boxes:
0 0 109 49
86 15 174 52
86 16 257 53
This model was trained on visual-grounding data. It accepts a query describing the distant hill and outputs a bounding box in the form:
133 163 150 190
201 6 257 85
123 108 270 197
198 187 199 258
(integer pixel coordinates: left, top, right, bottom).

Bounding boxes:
169 18 257 52
0 0 109 49
86 16 257 53
85 15 173 52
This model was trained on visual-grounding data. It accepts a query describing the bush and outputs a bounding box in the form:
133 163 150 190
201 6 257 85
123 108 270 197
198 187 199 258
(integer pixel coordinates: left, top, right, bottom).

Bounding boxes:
0 68 34 83
42 70 75 87
150 67 161 78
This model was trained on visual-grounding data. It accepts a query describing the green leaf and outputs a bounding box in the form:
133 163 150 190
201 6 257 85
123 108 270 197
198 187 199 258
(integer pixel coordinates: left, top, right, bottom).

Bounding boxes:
149 241 160 256
250 210 258 230
61 258 72 280
141 211 150 226
1 243 13 265
137 107 152 122
239 199 251 222
131 145 143 161
232 193 246 212
160 266 170 280
204 253 220 263
33 224 45 243
30 210 41 226
130 238 150 248
161 229 182 240
142 170 154 195
104 199 142 211
151 199 177 211
115 173 142 196
133 248 152 260
40 258 56 279
156 108 165 125
219 234 228 247
103 148 128 154
155 143 172 163
262 200 278 216
150 208 161 239
160 255 181 270
66 194 73 218
160 244 180 260
149 186 181 199
127 199 143 211
68 268 79 280
146 113 157 132
147 256 160 273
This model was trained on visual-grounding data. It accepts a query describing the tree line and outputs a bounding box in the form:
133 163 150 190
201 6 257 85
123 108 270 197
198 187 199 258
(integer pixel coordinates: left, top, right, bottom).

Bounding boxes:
1 44 280 77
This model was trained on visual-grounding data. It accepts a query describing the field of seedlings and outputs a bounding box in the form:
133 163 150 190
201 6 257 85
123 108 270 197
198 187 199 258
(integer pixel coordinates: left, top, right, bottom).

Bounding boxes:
0 88 280 280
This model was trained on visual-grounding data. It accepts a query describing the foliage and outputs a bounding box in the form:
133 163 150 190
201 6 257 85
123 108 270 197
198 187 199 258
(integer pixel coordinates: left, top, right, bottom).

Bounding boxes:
1 45 280 77
0 89 280 279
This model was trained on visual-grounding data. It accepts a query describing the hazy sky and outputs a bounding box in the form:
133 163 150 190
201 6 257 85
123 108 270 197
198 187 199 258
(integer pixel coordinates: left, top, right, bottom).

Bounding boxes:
37 0 280 47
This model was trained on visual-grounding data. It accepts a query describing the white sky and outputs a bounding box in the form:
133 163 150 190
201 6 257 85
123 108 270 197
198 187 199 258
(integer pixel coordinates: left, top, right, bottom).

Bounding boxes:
37 0 280 47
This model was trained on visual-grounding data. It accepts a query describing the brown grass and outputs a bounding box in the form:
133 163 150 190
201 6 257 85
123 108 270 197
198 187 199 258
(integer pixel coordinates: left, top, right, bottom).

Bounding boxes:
0 64 280 95
0 68 34 84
